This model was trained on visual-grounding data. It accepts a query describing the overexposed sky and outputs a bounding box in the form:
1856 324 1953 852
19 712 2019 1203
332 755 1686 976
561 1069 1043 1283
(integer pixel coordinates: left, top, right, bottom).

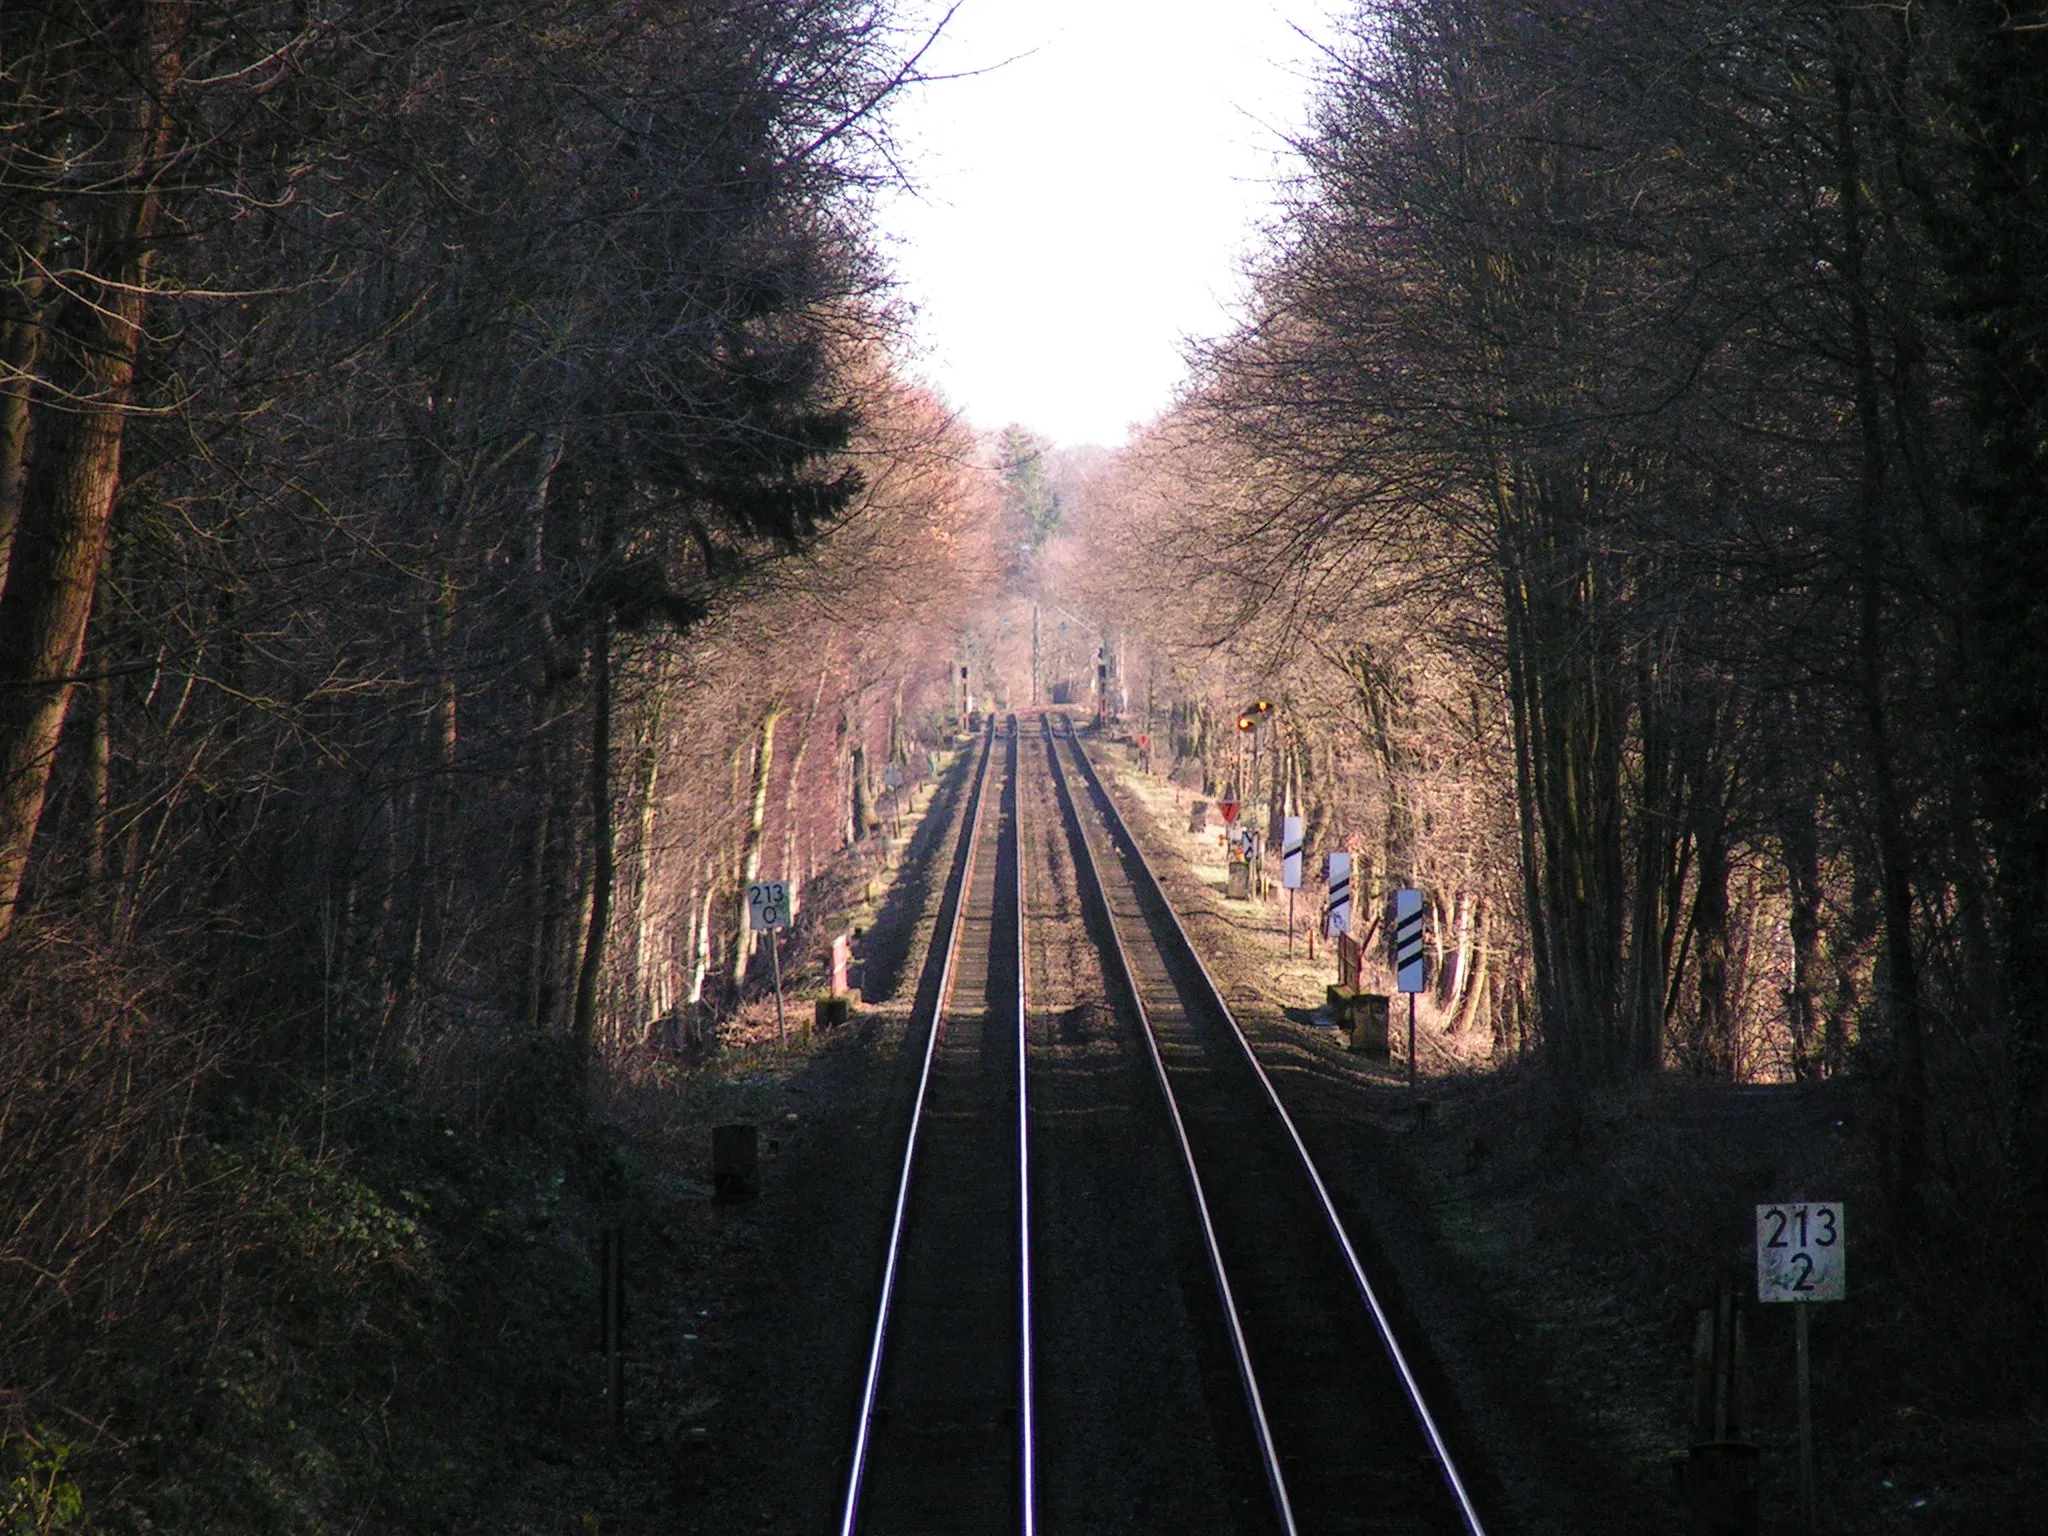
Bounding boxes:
879 0 1340 448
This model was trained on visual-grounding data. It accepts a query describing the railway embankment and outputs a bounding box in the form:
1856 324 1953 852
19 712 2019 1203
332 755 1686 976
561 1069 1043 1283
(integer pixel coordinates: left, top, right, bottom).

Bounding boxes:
1084 733 2044 1536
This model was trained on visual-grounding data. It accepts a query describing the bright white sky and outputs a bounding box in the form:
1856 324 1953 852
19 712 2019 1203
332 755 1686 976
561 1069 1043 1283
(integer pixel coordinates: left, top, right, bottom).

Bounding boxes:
879 0 1341 449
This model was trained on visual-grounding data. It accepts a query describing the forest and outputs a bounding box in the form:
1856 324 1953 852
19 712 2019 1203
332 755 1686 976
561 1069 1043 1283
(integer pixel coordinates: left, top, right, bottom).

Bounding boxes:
1048 0 2046 1505
2 0 2044 1529
0 2 1003 1525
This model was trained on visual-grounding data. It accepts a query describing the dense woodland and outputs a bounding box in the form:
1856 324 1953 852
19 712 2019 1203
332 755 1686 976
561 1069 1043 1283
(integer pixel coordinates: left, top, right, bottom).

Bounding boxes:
0 2 997 1524
1061 0 2047 1392
3 0 2046 1527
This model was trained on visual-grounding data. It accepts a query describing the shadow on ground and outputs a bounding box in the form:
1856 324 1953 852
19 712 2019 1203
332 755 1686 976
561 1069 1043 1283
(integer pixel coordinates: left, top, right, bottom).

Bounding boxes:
853 742 977 1006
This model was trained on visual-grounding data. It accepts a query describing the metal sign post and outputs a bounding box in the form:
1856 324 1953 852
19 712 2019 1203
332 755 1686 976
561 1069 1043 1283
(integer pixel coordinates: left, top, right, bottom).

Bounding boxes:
1756 1201 1844 1535
1281 816 1303 953
1393 889 1426 1088
747 880 793 1045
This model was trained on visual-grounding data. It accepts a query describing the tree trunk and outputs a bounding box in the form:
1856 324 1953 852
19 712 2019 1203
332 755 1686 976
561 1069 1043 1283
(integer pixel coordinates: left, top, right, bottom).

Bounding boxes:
1498 464 1628 1080
1623 654 1689 1071
522 425 570 1031
523 788 554 1032
850 740 870 844
1691 822 1734 1078
1443 891 1474 1016
571 610 614 1073
631 693 666 1031
1948 0 2048 1333
0 201 55 586
1455 898 1492 1039
1782 788 1828 1081
0 9 185 940
777 662 831 917
687 876 716 1038
730 706 783 990
1836 44 1926 1217
675 876 700 1024
87 669 111 891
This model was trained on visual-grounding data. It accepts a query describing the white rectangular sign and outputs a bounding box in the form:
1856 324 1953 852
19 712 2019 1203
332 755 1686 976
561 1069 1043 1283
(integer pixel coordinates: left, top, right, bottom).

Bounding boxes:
1281 816 1304 890
1756 1202 1845 1302
1393 888 1426 993
1325 851 1352 935
747 880 791 932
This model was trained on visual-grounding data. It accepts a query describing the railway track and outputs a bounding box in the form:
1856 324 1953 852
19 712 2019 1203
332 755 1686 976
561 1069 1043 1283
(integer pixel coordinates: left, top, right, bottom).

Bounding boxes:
839 712 1488 1534
1021 713 1264 1531
1047 714 1486 1535
840 717 1028 1534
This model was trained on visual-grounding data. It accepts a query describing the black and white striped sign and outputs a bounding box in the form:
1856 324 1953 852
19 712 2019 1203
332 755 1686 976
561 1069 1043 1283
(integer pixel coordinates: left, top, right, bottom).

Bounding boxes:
1393 887 1426 993
1325 851 1352 935
1281 816 1304 890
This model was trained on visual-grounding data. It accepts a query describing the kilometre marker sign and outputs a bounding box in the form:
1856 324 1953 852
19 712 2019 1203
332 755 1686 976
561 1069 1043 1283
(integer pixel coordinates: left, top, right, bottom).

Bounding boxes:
1756 1202 1845 1302
747 880 792 931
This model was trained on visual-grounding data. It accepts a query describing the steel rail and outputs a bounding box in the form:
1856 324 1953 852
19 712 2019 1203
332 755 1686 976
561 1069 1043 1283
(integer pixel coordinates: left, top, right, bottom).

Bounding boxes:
837 722 1000 1536
1039 717 1301 1535
1012 717 1038 1536
1056 716 1490 1536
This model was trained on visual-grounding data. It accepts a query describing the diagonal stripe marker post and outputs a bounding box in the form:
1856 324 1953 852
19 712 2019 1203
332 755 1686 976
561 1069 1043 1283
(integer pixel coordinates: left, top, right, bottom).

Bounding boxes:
1281 815 1303 953
1393 888 1426 1089
1325 851 1352 956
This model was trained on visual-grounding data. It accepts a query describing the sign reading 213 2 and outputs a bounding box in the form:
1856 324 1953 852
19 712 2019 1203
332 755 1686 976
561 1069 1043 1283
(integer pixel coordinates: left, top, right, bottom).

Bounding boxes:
1755 1202 1845 1303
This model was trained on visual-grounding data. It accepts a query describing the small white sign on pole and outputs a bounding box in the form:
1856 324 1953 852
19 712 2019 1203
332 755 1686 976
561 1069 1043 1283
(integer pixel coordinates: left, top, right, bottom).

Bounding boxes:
1393 888 1427 993
746 880 792 1045
1281 816 1304 890
1757 1200 1844 1532
747 880 792 932
1325 851 1352 936
1756 1202 1845 1302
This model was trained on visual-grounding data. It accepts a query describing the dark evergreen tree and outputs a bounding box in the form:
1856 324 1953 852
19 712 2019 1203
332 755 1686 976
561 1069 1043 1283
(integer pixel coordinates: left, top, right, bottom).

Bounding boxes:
1942 0 2048 1341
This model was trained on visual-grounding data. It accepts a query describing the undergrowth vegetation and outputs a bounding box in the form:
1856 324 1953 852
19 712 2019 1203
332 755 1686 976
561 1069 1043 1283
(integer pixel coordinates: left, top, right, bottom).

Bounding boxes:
0 930 643 1534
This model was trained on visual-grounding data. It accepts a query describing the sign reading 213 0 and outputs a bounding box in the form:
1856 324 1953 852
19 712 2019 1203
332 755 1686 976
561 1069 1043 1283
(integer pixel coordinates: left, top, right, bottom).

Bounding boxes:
746 881 791 932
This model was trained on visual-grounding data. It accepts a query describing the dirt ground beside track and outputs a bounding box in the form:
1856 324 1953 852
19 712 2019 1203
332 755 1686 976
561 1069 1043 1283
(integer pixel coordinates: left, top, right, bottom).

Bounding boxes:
1084 734 2043 1536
